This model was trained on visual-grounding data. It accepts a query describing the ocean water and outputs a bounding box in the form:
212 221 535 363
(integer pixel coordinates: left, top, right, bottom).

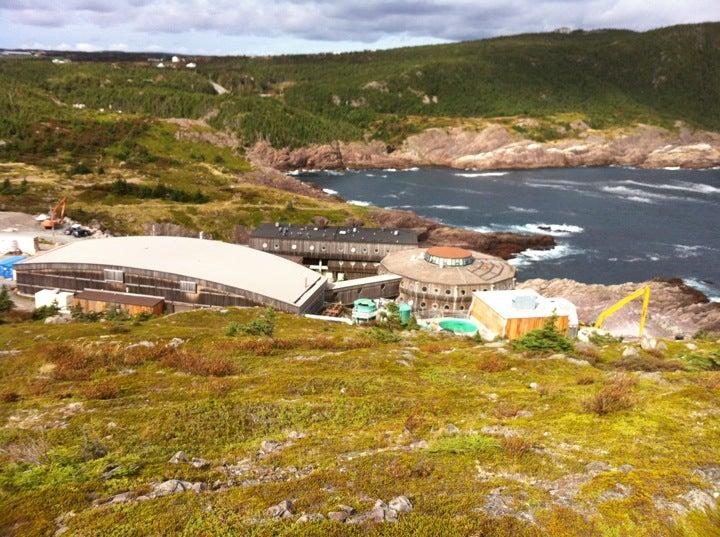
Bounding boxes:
301 166 720 300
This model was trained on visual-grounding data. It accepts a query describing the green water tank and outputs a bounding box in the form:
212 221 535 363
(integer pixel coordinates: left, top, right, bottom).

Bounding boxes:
399 303 412 325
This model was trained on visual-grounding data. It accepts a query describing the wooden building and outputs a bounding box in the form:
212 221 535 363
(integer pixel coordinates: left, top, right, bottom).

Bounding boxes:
469 289 575 340
249 224 417 279
73 289 165 316
15 236 327 314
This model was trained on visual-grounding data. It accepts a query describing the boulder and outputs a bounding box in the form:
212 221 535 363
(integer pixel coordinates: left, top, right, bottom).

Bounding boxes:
169 451 188 464
640 337 658 351
151 479 202 497
622 347 639 358
446 423 460 435
388 495 413 514
167 337 185 349
686 343 698 351
296 513 325 522
190 458 210 469
266 499 294 518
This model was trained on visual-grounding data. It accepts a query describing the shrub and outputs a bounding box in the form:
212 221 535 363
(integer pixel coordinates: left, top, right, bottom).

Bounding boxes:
49 344 107 381
83 379 121 400
494 403 523 419
685 352 720 371
0 390 20 403
0 285 15 314
104 306 131 322
583 375 636 415
589 332 623 346
500 435 533 458
615 354 684 372
226 308 276 337
161 350 235 376
477 355 509 373
368 327 402 343
512 316 573 354
576 375 597 385
71 304 102 322
32 302 60 320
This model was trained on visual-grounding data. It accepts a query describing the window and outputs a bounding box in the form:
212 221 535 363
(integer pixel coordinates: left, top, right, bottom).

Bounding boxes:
445 289 451 295
421 286 427 292
461 290 466 295
350 247 356 253
262 242 268 249
104 269 124 283
291 244 297 250
420 302 426 308
180 281 197 293
444 305 450 310
321 246 327 252
432 303 438 310
374 248 379 253
274 243 279 249
309 245 315 251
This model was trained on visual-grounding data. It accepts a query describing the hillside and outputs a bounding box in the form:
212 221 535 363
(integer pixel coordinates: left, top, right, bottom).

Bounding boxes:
1 23 719 244
0 308 719 536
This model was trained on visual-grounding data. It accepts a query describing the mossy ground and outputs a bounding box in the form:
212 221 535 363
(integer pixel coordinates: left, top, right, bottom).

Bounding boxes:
1 310 719 536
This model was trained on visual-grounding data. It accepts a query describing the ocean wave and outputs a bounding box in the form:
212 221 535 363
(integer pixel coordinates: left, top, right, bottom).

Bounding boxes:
662 166 681 171
455 171 509 178
513 223 584 237
384 168 398 172
403 167 419 172
347 200 372 207
623 179 720 195
324 170 345 176
509 243 584 267
674 244 720 259
508 205 539 214
683 278 720 303
322 188 338 195
366 173 376 177
427 205 469 210
601 185 697 203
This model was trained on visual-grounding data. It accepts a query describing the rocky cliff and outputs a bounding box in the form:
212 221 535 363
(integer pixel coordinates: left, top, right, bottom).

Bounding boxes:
248 123 720 171
519 278 720 338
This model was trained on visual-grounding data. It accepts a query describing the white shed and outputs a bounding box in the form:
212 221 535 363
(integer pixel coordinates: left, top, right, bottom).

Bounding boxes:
34 289 74 313
0 232 39 255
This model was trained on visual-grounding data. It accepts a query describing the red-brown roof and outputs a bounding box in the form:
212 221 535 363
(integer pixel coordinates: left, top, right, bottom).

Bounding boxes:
425 246 472 259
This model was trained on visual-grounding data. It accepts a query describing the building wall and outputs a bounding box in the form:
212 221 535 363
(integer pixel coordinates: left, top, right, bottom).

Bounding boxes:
72 297 165 316
325 278 401 304
469 296 570 339
249 236 415 266
15 263 325 314
386 274 515 314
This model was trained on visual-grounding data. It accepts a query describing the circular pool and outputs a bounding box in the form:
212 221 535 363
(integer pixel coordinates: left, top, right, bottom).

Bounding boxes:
438 318 478 335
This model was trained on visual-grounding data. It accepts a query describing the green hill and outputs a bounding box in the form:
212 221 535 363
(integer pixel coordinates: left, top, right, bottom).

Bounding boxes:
2 22 719 151
0 308 719 536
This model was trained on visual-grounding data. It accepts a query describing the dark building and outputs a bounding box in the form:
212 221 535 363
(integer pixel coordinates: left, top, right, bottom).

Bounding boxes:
249 224 418 279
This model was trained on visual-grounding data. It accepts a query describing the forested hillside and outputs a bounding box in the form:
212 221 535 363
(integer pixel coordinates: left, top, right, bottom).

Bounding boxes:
1 22 719 151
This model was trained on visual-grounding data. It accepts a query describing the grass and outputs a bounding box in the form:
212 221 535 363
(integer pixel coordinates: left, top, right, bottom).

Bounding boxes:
0 309 718 535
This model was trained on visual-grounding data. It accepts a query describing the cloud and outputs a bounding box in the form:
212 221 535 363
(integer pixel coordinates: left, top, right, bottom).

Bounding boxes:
2 0 719 52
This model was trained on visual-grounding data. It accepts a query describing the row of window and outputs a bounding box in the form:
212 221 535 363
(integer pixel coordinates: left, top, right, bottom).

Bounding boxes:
261 242 388 255
103 269 197 293
418 302 466 311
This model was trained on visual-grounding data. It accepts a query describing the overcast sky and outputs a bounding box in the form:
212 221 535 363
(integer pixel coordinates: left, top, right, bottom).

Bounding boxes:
1 0 718 55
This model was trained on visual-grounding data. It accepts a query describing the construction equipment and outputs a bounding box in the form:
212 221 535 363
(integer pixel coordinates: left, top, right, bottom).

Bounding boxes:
41 197 67 230
594 286 651 337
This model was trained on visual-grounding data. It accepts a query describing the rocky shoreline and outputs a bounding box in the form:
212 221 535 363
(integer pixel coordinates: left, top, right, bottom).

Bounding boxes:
519 278 720 338
248 123 720 171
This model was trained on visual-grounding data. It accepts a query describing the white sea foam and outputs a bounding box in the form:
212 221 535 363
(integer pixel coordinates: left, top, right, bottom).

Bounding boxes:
427 205 469 210
455 171 509 178
322 188 338 195
366 173 376 177
512 223 584 237
347 200 372 207
403 167 420 171
674 244 719 259
508 206 539 214
601 185 695 203
623 179 720 195
683 278 720 303
509 243 583 267
662 166 681 171
384 168 398 172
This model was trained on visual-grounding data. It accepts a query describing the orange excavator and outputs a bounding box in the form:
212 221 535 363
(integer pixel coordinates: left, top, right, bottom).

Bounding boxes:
41 197 68 230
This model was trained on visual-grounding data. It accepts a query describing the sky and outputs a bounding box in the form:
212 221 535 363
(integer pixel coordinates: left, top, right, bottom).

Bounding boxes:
1 0 719 56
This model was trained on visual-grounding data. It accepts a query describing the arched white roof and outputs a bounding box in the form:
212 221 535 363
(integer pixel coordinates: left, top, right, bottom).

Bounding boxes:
19 236 326 308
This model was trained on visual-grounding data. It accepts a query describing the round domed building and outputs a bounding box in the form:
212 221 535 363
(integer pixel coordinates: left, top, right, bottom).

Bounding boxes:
378 246 516 314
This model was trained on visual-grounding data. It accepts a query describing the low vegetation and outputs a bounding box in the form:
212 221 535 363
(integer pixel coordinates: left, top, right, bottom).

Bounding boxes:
0 308 718 536
511 316 574 353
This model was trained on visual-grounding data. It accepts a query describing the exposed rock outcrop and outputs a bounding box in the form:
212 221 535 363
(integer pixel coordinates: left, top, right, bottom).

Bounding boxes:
518 278 720 338
249 124 720 171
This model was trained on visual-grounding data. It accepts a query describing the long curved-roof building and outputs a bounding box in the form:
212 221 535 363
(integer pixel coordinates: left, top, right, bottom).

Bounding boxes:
378 246 515 314
15 236 327 313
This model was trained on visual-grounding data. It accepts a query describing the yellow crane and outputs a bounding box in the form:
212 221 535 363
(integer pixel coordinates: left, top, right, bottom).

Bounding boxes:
594 286 651 337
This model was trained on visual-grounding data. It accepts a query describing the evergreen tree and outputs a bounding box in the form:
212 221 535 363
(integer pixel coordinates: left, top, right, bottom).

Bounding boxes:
0 286 15 314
